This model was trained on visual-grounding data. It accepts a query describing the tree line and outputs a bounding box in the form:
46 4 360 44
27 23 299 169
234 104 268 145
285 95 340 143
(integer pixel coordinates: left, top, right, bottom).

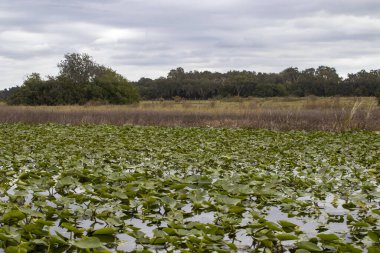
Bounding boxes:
0 53 140 105
1 54 380 105
135 66 380 100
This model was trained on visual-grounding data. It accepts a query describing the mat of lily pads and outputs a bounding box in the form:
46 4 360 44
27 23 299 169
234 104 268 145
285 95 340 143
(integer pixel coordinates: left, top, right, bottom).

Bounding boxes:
0 124 379 253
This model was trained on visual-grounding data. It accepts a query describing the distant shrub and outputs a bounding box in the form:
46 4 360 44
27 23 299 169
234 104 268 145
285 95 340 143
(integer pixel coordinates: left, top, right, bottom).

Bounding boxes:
173 96 182 102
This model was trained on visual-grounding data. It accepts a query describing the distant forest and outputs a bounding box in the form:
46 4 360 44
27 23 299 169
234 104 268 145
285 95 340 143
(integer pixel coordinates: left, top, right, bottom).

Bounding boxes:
135 66 380 100
1 54 380 105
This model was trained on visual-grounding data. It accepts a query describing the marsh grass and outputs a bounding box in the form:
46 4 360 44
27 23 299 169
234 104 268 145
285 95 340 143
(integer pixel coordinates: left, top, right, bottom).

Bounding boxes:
0 97 378 131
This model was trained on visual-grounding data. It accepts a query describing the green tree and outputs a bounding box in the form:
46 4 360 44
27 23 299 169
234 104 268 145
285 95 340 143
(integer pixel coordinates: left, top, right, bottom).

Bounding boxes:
57 53 105 85
167 67 185 81
92 68 140 104
7 73 44 105
7 54 139 105
255 83 275 97
280 67 300 95
315 66 341 96
297 68 317 96
343 70 380 96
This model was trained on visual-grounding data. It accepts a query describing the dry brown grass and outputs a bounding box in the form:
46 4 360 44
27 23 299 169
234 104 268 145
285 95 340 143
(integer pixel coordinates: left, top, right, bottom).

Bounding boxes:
0 97 379 131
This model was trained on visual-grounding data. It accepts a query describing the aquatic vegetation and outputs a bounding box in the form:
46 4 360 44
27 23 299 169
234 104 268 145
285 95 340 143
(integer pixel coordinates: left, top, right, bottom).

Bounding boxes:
0 124 379 252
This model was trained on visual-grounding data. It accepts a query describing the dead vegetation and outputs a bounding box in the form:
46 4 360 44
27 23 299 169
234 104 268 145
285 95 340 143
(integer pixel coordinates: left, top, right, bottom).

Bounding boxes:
0 97 379 131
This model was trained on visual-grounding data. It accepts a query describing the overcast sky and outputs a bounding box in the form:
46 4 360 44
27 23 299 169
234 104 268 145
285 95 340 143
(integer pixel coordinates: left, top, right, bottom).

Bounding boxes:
1 0 380 89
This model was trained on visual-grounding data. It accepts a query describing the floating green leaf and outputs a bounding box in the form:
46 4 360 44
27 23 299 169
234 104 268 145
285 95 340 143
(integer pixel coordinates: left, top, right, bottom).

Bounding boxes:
296 241 323 252
2 210 26 223
73 237 104 249
92 227 117 235
278 220 298 228
276 233 298 241
317 233 340 241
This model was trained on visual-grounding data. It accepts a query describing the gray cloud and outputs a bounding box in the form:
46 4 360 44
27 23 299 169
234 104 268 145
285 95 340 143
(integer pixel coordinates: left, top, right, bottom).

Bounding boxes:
1 0 380 88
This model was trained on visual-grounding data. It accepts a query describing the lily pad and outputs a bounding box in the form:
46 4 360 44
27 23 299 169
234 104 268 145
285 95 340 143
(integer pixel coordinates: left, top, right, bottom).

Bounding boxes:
73 237 104 249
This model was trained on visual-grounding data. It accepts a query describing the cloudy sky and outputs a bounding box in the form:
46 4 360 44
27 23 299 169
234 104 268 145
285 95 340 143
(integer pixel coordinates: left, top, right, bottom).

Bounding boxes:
1 0 380 89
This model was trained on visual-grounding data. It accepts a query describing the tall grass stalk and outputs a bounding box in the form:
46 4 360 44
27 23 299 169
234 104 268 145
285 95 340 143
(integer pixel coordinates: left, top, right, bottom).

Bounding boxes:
0 97 378 131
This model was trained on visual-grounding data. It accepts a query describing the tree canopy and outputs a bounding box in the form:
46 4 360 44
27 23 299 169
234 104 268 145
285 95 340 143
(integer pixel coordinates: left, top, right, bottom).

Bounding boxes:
1 60 380 104
4 53 140 105
134 66 380 102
